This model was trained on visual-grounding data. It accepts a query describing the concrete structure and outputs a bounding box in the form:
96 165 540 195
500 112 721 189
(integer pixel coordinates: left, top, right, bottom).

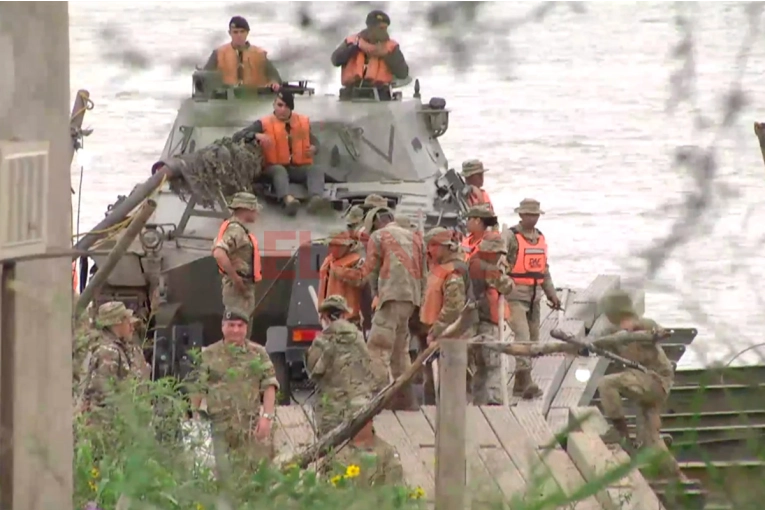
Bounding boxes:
0 3 73 509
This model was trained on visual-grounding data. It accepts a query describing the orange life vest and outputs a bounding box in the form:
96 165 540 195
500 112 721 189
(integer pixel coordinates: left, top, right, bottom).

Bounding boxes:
468 255 512 325
213 220 262 282
72 261 78 293
420 260 472 326
318 252 363 321
260 113 313 167
341 35 398 87
462 232 484 259
467 187 493 212
509 226 547 287
216 43 269 87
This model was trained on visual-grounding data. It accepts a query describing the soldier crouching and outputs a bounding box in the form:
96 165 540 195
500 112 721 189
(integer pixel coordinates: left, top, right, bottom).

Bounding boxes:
191 308 279 469
305 295 375 436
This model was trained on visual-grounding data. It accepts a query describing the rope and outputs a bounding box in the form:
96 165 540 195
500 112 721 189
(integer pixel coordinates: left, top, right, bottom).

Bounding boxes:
70 90 94 123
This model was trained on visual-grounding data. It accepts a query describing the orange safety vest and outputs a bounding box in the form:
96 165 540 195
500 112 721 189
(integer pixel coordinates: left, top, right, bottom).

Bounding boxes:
509 226 547 287
420 260 472 326
467 187 493 212
461 232 484 259
260 113 313 167
341 35 398 87
468 254 512 325
318 252 363 321
213 220 262 282
72 261 78 293
216 43 269 87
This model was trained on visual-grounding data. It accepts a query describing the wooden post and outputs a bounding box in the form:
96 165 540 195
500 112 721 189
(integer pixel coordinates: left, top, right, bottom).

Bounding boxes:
435 339 468 510
498 295 508 405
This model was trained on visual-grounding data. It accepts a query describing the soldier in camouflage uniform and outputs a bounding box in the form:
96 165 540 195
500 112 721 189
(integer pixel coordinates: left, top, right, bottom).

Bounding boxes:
212 192 262 327
592 290 682 478
77 302 150 413
305 295 375 436
328 419 404 487
466 232 515 405
191 308 280 467
461 159 494 211
346 205 365 234
345 206 423 410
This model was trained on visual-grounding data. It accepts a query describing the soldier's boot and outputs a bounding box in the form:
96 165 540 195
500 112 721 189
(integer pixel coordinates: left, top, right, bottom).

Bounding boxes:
306 195 333 215
601 417 634 452
283 195 299 216
513 369 543 400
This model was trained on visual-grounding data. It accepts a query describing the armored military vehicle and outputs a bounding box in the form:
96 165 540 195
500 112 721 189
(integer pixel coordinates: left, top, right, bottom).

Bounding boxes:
74 72 474 403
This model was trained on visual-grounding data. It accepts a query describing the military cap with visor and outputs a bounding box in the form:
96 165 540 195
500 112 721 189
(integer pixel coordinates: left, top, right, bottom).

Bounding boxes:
223 307 250 323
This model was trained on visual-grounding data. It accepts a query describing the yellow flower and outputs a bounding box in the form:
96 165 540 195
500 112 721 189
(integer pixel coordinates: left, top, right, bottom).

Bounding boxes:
345 464 361 478
195 504 204 510
409 486 425 500
90 467 100 479
88 480 97 493
285 463 298 472
330 475 343 487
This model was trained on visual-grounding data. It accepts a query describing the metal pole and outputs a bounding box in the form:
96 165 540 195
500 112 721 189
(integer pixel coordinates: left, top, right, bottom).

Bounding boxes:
75 199 157 316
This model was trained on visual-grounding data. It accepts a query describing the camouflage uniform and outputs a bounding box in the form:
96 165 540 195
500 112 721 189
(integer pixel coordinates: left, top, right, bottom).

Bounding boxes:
346 205 365 233
468 234 515 405
357 207 423 407
330 435 404 486
305 295 375 436
461 160 494 212
213 192 262 322
595 290 681 478
197 316 280 465
79 302 149 411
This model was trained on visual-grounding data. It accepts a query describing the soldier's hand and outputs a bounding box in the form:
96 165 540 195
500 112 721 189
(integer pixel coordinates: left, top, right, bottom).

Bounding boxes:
371 296 379 311
233 275 247 294
652 328 671 341
358 39 377 54
255 133 272 146
426 333 435 345
254 416 272 441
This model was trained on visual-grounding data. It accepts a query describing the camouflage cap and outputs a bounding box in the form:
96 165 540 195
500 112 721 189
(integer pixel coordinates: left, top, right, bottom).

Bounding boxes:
514 198 544 215
599 290 636 322
96 301 139 327
424 226 457 247
478 231 507 254
319 294 352 314
228 192 262 211
223 307 250 322
461 159 488 177
466 203 496 219
363 194 388 208
328 231 356 246
346 205 365 226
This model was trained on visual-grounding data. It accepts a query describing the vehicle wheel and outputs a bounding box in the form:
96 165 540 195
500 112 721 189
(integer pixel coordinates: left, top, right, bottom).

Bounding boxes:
272 353 291 406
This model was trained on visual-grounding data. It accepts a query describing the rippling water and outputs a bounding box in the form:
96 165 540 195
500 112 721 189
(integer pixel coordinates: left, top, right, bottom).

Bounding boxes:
68 2 765 369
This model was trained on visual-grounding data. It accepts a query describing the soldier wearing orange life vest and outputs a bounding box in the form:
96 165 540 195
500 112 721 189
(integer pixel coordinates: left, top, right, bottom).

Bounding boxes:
203 16 282 89
318 232 366 329
506 198 561 399
461 160 494 212
462 204 498 259
330 10 409 98
233 90 330 216
212 193 263 328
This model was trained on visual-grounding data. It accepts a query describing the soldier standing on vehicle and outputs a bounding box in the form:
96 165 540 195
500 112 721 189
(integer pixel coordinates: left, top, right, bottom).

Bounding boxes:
461 160 494 212
77 302 150 414
462 204 498 259
212 192 262 329
466 232 514 405
347 206 423 410
305 295 375 436
318 233 365 329
327 418 404 487
506 198 560 400
589 290 683 479
191 308 279 467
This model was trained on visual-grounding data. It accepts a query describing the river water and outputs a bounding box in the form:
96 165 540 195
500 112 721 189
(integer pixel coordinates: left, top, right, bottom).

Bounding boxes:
67 2 765 369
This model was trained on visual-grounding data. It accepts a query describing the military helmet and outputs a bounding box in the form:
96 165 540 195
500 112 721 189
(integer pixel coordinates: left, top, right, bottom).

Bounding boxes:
319 295 352 314
96 301 139 327
328 231 356 246
223 307 250 322
346 205 365 226
363 194 388 208
478 231 507 254
461 159 488 177
228 192 262 211
466 203 496 219
599 290 636 323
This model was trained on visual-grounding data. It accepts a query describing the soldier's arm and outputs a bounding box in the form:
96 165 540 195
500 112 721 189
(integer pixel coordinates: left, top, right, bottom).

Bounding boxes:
430 275 466 339
203 50 218 71
254 346 280 415
505 234 519 270
491 341 578 357
83 346 123 406
358 235 382 296
542 261 556 299
232 120 264 144
212 225 243 279
383 44 409 80
331 256 366 286
308 126 320 155
305 338 329 378
264 58 282 84
483 260 515 295
591 328 667 351
331 38 360 67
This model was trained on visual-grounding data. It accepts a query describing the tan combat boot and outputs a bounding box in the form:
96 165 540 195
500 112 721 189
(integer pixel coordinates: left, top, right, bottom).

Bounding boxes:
601 417 635 452
512 369 543 399
283 195 299 216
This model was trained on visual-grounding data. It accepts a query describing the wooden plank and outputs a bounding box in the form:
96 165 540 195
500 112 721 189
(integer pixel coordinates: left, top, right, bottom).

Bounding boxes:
375 411 435 499
396 409 437 498
569 406 610 436
565 275 621 330
541 448 604 510
517 355 573 414
613 449 666 510
273 408 295 457
466 407 503 505
546 408 569 438
567 431 636 510
481 406 562 501
276 406 315 448
511 406 560 450
550 356 610 409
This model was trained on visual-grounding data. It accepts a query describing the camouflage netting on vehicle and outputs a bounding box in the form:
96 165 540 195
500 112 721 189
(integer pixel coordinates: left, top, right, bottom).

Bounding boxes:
167 137 263 209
